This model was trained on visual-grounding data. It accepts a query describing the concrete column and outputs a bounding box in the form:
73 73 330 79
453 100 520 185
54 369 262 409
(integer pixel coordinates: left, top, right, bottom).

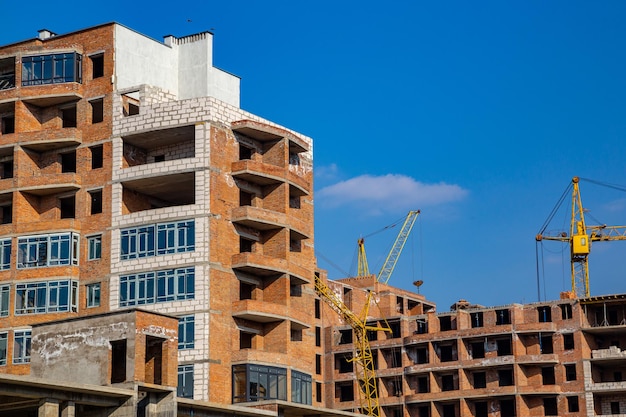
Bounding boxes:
38 399 59 417
61 401 75 417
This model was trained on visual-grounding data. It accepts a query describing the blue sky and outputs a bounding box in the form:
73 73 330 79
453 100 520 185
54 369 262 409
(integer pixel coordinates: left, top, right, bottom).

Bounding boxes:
3 1 626 310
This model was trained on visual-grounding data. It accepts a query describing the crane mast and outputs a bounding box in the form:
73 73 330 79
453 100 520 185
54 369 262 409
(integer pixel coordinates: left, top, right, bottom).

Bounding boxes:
377 210 420 284
314 275 389 417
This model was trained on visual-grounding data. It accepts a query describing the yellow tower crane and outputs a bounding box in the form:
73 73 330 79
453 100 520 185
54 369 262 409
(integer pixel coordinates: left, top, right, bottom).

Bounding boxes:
536 177 626 298
315 210 421 417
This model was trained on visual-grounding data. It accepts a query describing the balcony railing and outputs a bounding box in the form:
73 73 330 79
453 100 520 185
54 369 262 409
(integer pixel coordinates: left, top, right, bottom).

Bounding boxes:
0 74 15 90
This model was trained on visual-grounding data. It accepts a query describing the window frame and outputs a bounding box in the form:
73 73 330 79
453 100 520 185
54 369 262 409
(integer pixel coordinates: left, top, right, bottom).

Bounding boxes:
178 315 195 350
13 330 31 364
87 282 101 308
88 235 102 260
15 280 78 315
0 238 10 270
119 267 195 307
121 220 195 260
17 232 79 269
0 285 8 317
177 365 194 398
0 332 6 365
291 370 312 405
21 53 82 86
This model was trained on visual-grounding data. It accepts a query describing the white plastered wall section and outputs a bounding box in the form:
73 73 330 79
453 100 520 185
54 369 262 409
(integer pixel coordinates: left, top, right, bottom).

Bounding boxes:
114 24 240 107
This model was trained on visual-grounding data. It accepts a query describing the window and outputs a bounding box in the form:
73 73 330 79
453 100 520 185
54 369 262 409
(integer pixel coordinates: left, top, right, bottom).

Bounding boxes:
13 330 31 364
540 334 553 354
90 54 104 79
292 371 312 405
496 308 511 325
90 98 103 123
567 396 579 413
337 353 352 373
542 367 556 385
232 364 287 403
240 331 254 349
612 402 621 414
0 238 10 270
15 280 78 315
416 318 428 334
475 402 488 417
60 195 75 219
22 53 82 86
89 189 103 214
543 398 557 416
154 155 165 162
315 299 320 319
470 341 485 359
91 145 103 169
88 235 102 260
561 303 573 319
563 333 575 350
471 312 483 328
61 151 77 172
498 369 514 386
61 106 77 128
417 376 429 393
0 115 14 134
0 285 8 316
316 382 322 402
240 190 253 206
315 327 321 347
439 316 453 331
120 220 195 260
111 340 127 383
239 144 253 160
240 236 254 253
473 372 486 389
87 283 101 308
291 328 302 341
119 267 195 307
441 374 455 391
316 354 322 374
538 306 552 322
339 329 353 344
178 315 194 349
17 232 79 268
177 365 194 398
0 332 6 365
1 160 13 178
1 204 12 224
565 364 576 381
0 57 15 91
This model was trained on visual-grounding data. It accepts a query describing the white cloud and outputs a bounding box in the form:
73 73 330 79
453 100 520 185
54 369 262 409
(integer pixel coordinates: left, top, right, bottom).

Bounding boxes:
315 163 339 180
316 174 468 212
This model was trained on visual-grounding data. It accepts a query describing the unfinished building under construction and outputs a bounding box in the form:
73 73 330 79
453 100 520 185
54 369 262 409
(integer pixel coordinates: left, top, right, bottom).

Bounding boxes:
0 23 624 417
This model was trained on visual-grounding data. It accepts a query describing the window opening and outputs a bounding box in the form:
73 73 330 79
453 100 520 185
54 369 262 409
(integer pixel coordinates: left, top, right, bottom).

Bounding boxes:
416 318 428 334
561 303 573 319
291 328 302 342
611 402 620 414
315 354 322 374
154 154 165 162
563 333 575 350
565 363 576 381
291 371 312 405
470 341 485 359
1 160 13 179
240 237 254 253
240 331 254 349
239 144 253 160
240 282 254 300
538 306 552 322
543 398 557 416
87 283 101 308
496 308 511 325
441 374 455 391
316 382 322 403
61 105 77 128
61 151 77 173
91 145 103 169
339 329 352 344
0 57 15 90
111 340 127 383
122 92 139 116
315 327 321 347
475 402 488 417
417 376 429 393
91 54 104 79
90 98 103 123
500 400 515 417
1 204 11 224
145 336 163 385
497 338 512 356
567 396 579 413
0 285 9 316
542 366 556 385
240 190 253 206
498 369 513 386
315 299 321 319
442 404 455 417
439 316 453 331
471 312 484 328
1 115 14 134
89 189 103 214
60 195 75 219
539 334 553 354
473 372 486 388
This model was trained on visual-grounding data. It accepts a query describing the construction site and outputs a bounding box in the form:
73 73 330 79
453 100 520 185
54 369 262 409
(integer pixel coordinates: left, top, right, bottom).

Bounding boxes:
0 23 624 417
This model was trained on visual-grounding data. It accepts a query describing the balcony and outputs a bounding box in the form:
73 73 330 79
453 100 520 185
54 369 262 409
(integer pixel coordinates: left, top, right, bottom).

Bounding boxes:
515 354 559 365
231 252 288 277
19 128 82 152
232 120 310 154
231 160 286 185
18 172 80 195
232 299 288 323
231 206 286 231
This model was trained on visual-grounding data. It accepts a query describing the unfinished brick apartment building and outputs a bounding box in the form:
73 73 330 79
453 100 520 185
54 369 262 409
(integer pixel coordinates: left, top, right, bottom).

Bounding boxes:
1 22 626 417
